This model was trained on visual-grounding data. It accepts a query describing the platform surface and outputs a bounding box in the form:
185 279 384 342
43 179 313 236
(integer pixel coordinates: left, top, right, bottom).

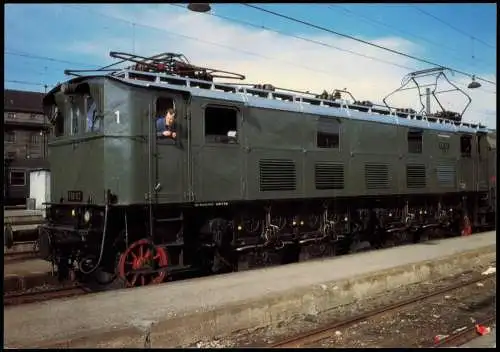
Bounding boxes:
3 231 496 347
4 209 43 218
4 259 51 276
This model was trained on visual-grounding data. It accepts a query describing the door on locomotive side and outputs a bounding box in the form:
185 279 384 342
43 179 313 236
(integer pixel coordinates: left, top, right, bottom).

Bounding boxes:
190 97 245 202
151 91 189 203
476 132 490 192
458 133 474 191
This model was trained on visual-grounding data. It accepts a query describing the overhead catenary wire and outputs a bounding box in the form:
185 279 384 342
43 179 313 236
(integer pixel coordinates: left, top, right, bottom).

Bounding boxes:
4 59 497 98
411 5 495 50
6 52 496 96
169 3 417 72
57 4 337 77
5 50 97 68
171 3 497 96
6 4 496 86
329 5 495 69
5 79 54 87
243 4 496 86
4 6 496 98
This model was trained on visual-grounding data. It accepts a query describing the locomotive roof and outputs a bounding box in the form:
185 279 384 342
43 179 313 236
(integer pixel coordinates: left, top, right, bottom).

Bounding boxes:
47 69 491 135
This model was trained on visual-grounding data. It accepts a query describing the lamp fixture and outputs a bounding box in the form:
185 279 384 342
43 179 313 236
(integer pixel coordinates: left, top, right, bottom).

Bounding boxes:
187 3 211 13
467 75 481 89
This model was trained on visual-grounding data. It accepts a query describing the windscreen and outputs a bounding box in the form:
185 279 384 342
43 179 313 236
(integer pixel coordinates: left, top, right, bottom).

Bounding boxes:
44 81 104 138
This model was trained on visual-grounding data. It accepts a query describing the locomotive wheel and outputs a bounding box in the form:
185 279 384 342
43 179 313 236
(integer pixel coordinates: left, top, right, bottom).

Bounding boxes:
299 241 335 261
117 239 168 287
381 233 396 249
395 230 411 245
416 231 428 243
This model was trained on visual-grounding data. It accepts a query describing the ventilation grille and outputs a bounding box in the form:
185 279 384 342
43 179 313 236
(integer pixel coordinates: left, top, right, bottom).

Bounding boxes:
406 164 426 188
315 162 344 190
259 159 296 191
365 163 390 189
437 163 456 188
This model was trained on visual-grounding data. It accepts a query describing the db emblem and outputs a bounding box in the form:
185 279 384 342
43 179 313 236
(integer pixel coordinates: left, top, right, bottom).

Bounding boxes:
438 142 450 152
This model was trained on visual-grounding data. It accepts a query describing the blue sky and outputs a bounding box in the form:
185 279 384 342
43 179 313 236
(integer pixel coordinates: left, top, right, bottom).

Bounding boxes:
4 3 497 127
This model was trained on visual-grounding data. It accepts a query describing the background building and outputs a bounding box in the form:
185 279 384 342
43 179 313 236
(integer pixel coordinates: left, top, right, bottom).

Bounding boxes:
4 89 51 206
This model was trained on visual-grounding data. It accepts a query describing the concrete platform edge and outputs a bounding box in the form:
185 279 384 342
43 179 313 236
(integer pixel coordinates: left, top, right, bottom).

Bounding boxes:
24 244 496 348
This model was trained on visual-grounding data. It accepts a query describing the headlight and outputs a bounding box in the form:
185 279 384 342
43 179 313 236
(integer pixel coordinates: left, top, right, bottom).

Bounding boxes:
84 210 91 223
71 209 76 217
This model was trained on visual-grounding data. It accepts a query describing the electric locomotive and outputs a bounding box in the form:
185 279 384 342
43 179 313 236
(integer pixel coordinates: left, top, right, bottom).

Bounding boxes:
38 51 496 287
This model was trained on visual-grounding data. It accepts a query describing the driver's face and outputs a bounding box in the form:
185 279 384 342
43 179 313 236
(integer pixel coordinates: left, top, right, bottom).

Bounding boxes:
166 113 175 125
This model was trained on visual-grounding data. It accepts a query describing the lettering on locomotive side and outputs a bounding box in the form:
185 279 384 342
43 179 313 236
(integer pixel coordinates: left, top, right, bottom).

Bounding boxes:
194 202 230 207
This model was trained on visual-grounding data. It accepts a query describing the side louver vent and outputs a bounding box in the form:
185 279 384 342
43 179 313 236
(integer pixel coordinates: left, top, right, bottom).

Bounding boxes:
437 162 456 188
406 164 426 188
315 162 344 190
365 163 390 190
259 159 296 191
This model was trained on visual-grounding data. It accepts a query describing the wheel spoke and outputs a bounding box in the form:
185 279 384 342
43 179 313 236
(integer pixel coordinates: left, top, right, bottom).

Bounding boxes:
139 245 144 258
119 240 168 287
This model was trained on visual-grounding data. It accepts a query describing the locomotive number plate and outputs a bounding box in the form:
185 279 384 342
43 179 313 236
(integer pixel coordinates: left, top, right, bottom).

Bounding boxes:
67 190 83 202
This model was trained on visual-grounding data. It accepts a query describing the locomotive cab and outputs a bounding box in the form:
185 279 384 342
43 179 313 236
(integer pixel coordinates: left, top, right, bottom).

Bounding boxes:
43 78 106 204
39 75 193 282
40 78 116 276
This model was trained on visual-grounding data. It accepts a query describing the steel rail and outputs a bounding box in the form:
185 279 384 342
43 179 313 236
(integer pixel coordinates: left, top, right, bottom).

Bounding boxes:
433 315 496 347
4 285 90 306
270 273 495 347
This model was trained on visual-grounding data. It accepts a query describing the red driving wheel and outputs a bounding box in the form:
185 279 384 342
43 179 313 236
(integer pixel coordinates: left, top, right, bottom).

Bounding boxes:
117 239 168 287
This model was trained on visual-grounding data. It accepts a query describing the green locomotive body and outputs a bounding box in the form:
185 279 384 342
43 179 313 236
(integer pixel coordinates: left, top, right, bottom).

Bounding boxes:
38 52 496 287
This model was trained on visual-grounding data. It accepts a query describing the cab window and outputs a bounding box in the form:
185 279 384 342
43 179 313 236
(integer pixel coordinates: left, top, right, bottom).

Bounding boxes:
460 135 472 158
71 97 80 135
52 105 64 137
204 106 238 144
408 129 423 154
48 83 104 137
155 97 177 141
86 84 104 133
85 95 103 133
317 117 340 149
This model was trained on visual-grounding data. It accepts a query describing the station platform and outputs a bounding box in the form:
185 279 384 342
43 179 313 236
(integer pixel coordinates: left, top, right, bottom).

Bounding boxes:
4 209 44 223
4 231 496 348
4 209 45 244
4 259 51 277
4 209 43 216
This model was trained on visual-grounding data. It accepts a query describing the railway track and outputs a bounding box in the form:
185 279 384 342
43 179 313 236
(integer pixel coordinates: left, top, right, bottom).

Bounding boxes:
270 273 495 348
4 284 90 306
434 315 496 347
